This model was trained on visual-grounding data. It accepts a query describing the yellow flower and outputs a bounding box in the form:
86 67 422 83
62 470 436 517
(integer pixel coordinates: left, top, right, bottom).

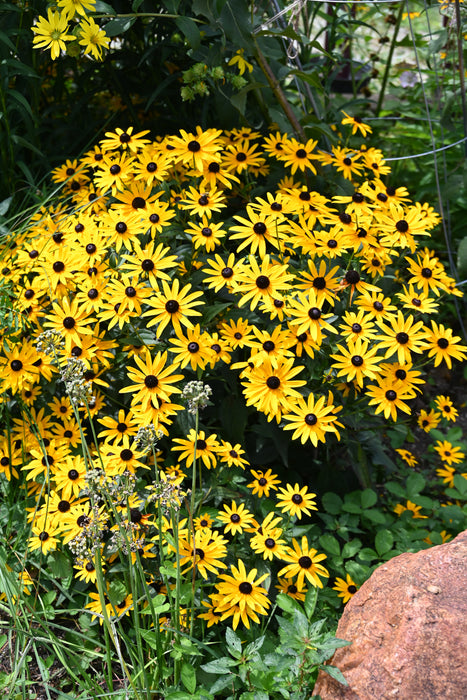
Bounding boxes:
78 17 110 60
32 9 76 60
228 49 253 75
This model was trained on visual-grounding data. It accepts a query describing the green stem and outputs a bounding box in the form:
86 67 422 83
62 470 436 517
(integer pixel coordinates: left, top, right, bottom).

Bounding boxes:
375 3 404 116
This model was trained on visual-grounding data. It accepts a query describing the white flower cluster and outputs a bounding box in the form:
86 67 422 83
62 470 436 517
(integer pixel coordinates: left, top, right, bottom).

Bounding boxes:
181 380 212 414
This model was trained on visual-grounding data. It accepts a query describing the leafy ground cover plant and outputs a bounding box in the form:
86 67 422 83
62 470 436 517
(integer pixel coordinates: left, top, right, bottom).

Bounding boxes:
0 118 466 696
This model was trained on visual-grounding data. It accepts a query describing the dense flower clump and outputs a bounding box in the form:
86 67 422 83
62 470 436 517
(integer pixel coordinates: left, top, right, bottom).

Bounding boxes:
1 121 466 629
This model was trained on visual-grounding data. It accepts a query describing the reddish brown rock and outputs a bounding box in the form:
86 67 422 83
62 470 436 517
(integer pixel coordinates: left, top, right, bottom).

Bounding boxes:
313 530 467 699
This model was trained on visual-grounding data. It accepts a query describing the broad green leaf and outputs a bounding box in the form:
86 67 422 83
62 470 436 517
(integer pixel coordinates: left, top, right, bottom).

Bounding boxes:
360 489 377 509
175 16 201 49
181 662 196 694
364 509 387 524
319 534 341 556
0 197 12 217
226 626 242 657
321 492 343 515
103 17 136 37
406 473 426 497
375 529 394 556
321 663 348 686
201 657 238 674
342 539 362 559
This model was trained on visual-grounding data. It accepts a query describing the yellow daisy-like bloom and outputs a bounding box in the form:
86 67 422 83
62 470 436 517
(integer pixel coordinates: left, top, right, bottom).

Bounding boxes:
233 255 293 311
57 0 96 18
433 440 465 466
434 395 458 422
99 127 151 153
28 523 61 555
184 216 226 251
168 127 223 173
245 325 295 369
376 311 428 365
282 393 342 446
366 379 413 422
178 528 228 579
32 9 76 60
179 185 226 219
276 483 318 519
278 137 318 174
278 536 329 588
396 284 439 314
220 317 255 349
78 17 110 60
340 111 372 137
216 441 249 469
168 325 214 371
142 278 204 337
229 205 288 258
339 310 378 343
417 409 441 433
333 574 359 603
287 290 338 343
214 559 270 630
120 351 183 411
378 361 425 398
172 429 220 470
275 577 307 601
217 501 255 535
296 260 341 306
247 468 281 497
241 356 306 423
395 448 418 467
394 500 427 519
330 337 381 388
424 321 467 369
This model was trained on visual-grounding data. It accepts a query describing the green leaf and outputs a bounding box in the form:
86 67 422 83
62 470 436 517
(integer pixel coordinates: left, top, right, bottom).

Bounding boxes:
360 489 377 509
385 481 406 498
321 492 343 515
104 17 136 37
245 635 265 655
342 539 362 559
304 586 318 619
375 529 394 556
364 509 387 524
358 547 378 561
7 89 34 121
321 663 348 686
94 0 116 12
319 534 341 556
201 657 238 674
342 502 362 514
275 592 303 615
226 626 242 658
175 16 201 49
406 473 426 497
0 197 12 217
181 662 196 694
453 474 467 494
220 0 254 51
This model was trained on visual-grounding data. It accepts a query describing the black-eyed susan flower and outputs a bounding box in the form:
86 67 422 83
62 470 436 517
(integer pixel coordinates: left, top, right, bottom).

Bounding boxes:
378 361 425 398
424 321 467 368
97 409 140 443
394 500 427 519
28 522 61 555
433 440 465 465
396 284 439 314
276 483 317 519
341 111 372 137
395 448 418 467
376 311 428 365
214 558 270 630
356 292 397 321
220 317 255 349
330 338 381 388
229 206 289 258
278 137 318 174
78 17 110 59
0 341 39 394
245 325 295 368
417 409 441 432
217 501 255 535
184 216 226 251
339 310 378 343
247 468 281 497
275 577 307 601
169 325 213 371
249 524 286 560
434 395 458 422
216 441 249 469
233 255 293 311
100 127 150 153
241 356 306 422
180 185 226 219
222 140 265 174
172 429 220 469
142 278 204 337
122 240 178 286
168 127 223 173
278 536 328 588
282 392 342 446
333 574 359 603
178 528 228 579
120 351 183 411
406 250 446 296
93 152 135 194
366 379 413 422
296 260 341 306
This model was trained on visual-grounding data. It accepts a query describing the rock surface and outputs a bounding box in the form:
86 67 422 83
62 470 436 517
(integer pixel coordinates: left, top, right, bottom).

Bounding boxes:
313 530 467 699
